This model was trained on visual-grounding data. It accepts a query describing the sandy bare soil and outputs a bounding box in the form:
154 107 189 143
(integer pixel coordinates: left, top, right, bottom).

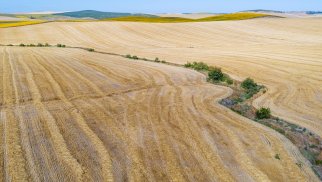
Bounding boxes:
0 17 321 139
0 46 318 181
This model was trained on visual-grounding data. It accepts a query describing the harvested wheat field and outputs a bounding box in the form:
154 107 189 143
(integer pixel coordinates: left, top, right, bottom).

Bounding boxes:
1 17 321 138
0 46 318 181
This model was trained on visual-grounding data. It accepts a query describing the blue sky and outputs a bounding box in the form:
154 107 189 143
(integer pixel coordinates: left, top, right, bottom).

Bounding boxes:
1 0 321 13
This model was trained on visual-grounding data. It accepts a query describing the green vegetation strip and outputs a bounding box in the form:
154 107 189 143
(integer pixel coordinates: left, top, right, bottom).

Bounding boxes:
1 43 321 179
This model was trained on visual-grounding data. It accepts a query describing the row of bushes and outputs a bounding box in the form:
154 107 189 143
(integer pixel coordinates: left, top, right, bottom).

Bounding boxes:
184 62 233 85
125 55 167 63
17 43 97 53
18 43 51 47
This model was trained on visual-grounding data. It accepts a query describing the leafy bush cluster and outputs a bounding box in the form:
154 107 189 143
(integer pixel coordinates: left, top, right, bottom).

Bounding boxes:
125 54 139 60
57 44 66 48
18 43 51 47
184 62 233 84
240 78 263 99
208 67 224 81
256 107 271 119
184 61 209 71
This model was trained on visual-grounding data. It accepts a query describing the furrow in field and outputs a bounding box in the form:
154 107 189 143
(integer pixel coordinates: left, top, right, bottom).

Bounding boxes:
17 53 84 181
27 49 114 181
1 48 29 181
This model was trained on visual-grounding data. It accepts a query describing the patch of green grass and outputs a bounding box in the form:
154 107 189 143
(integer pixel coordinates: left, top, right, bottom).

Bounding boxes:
275 154 281 160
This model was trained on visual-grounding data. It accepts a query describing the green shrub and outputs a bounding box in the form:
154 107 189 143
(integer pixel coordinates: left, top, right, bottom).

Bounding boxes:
161 60 166 63
241 78 258 90
256 107 271 119
37 43 43 47
19 43 25 47
29 44 35 47
45 43 50 47
87 48 95 52
57 44 66 48
155 57 160 62
125 54 139 60
208 67 224 81
184 62 193 68
226 78 233 85
222 74 233 85
275 154 280 160
7 44 13 46
184 61 209 71
316 160 322 165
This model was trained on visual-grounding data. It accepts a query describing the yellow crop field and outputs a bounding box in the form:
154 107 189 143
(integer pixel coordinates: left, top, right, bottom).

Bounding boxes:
0 21 45 28
105 12 271 23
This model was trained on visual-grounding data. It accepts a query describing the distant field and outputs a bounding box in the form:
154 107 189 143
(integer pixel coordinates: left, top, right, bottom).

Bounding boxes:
0 13 273 28
0 21 45 28
105 13 271 23
105 16 193 23
198 12 273 21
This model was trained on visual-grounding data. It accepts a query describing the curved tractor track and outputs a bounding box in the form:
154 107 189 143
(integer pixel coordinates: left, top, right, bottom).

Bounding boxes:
0 47 318 181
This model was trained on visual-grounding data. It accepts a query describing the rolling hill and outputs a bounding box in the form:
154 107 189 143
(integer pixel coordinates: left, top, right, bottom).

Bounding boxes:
55 10 156 19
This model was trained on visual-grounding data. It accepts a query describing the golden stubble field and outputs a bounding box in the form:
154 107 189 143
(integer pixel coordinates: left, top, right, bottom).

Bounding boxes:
0 47 317 181
1 17 321 137
0 17 321 181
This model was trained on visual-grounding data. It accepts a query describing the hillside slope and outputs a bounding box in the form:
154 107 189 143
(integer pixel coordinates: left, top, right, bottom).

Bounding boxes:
55 10 156 19
1 18 320 141
0 46 317 181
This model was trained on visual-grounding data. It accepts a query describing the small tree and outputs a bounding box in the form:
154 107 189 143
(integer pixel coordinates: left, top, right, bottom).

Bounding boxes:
256 107 271 119
208 67 224 81
155 57 160 62
241 78 257 90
